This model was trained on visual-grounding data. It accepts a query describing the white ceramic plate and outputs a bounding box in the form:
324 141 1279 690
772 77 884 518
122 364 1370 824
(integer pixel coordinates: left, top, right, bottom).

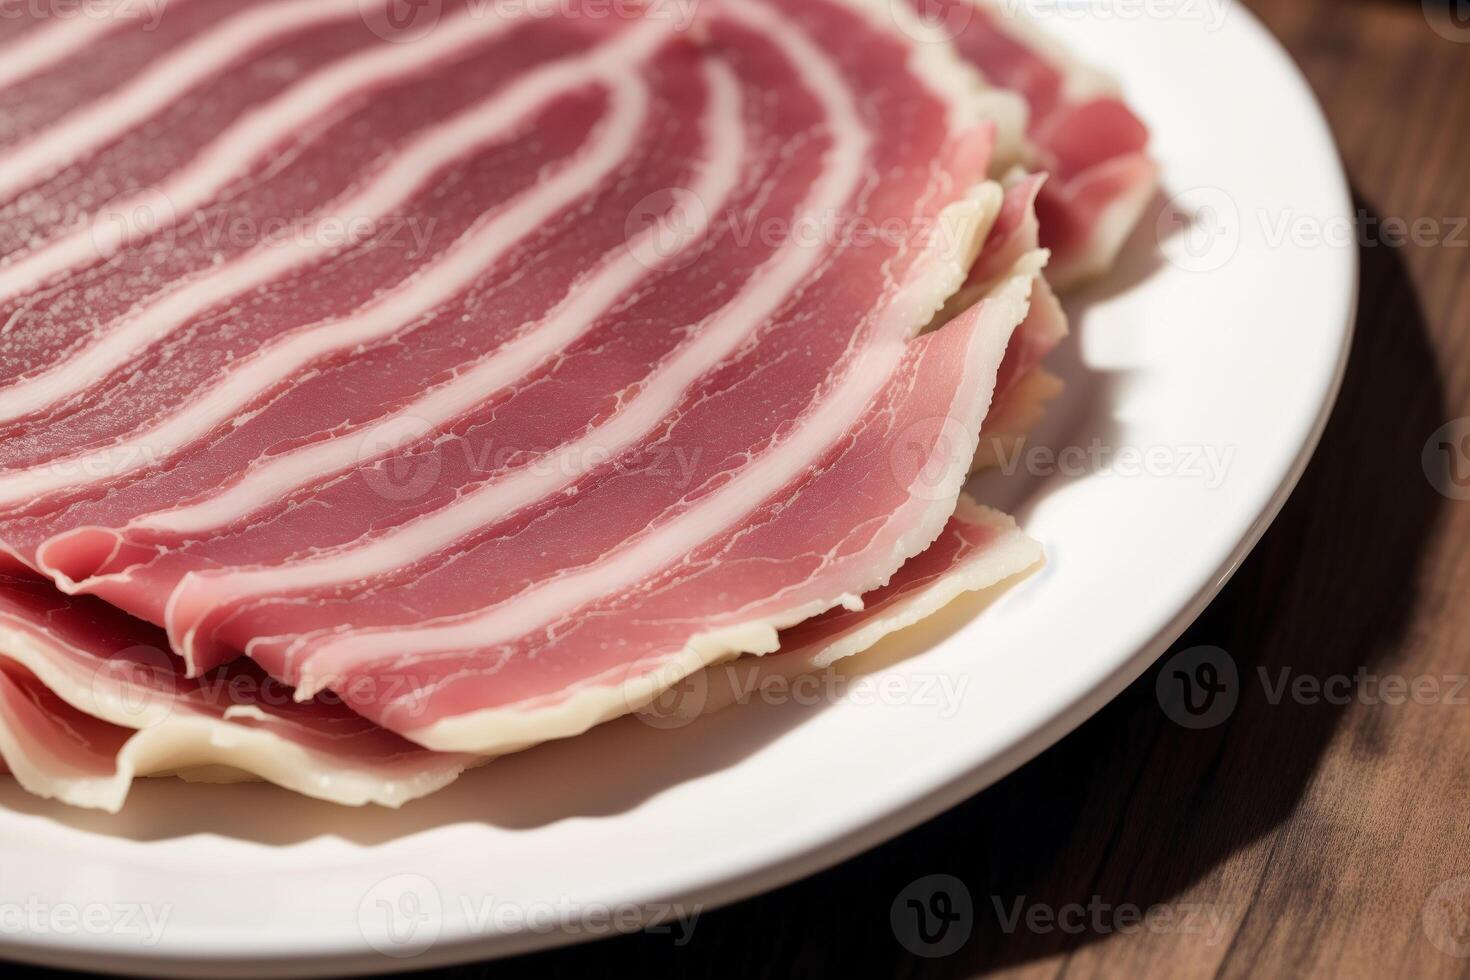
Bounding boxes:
0 6 1354 976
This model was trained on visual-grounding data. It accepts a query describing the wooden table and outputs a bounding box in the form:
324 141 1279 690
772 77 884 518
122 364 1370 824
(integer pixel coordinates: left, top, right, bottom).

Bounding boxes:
413 1 1470 976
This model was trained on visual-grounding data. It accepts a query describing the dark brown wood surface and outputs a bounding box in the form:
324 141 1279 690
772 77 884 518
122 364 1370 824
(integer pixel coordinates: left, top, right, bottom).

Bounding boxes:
416 1 1470 976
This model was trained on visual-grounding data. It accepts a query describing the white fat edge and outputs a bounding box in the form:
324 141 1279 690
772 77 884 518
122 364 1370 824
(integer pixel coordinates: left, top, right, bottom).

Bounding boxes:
972 367 1066 472
0 622 469 811
0 712 469 813
830 0 1030 172
908 179 1007 333
689 503 1044 718
968 0 1122 104
1044 156 1161 289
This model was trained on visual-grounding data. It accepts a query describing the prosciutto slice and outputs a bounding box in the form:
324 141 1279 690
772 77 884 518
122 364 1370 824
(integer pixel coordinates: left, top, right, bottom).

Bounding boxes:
967 174 1069 470
0 497 1036 812
0 0 1049 758
0 572 470 811
924 0 1158 287
663 500 1043 722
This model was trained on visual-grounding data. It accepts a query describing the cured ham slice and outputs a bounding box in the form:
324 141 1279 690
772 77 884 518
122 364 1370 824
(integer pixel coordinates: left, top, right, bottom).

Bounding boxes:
963 175 1068 469
0 0 1049 759
0 573 470 811
0 497 1036 812
924 0 1158 287
975 272 1069 472
654 501 1042 723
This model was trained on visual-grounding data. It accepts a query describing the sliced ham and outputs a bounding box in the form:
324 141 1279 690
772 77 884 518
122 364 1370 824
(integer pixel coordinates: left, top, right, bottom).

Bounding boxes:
927 0 1158 287
0 0 1049 759
0 572 471 811
662 500 1042 721
0 497 1036 812
953 175 1068 471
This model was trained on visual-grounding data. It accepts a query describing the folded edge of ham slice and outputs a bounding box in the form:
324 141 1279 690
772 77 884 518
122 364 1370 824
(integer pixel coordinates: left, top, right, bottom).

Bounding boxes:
0 495 1035 812
660 498 1042 722
941 0 1159 288
962 173 1069 471
0 573 471 811
397 253 1046 753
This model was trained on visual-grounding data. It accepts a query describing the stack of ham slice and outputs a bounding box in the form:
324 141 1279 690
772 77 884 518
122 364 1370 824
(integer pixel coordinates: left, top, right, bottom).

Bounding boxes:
0 0 1151 810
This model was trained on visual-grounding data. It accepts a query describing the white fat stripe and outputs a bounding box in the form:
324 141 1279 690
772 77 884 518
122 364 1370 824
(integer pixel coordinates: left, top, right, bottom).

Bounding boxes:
169 0 880 671
12 74 648 506
139 61 745 536
305 340 910 671
0 0 375 204
0 0 158 91
0 1 538 306
0 18 677 452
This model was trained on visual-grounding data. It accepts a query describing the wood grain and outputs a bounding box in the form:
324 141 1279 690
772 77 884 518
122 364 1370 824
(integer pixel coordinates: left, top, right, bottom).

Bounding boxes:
413 1 1470 977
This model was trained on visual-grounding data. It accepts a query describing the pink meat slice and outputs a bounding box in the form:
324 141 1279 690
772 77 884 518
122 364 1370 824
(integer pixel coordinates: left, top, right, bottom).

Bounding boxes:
951 174 1067 471
0 5 638 443
0 0 479 270
927 0 1158 287
0 572 471 811
0 497 1033 811
674 499 1043 721
0 0 1045 755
